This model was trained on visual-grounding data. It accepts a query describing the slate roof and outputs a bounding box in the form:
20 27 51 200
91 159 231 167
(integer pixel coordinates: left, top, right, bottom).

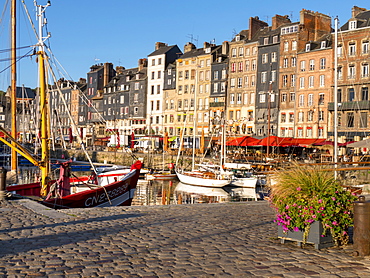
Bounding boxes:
13 87 35 99
148 45 179 57
341 9 370 31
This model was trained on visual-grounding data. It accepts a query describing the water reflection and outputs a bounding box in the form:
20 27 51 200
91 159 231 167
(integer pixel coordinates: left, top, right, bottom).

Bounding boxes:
132 180 261 206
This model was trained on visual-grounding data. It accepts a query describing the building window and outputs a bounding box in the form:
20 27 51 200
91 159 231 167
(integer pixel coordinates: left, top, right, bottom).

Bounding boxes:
362 87 369 101
349 20 357 30
289 92 295 102
271 52 277 62
308 94 313 106
362 63 369 77
349 42 356 56
319 75 325 87
238 47 244 57
289 113 294 123
281 113 286 123
214 71 219 80
318 111 324 121
319 93 325 105
238 62 243 72
281 93 287 102
309 59 315 71
237 78 243 88
284 42 289 52
299 94 304 107
264 37 269 45
292 40 297 50
320 58 326 69
308 76 314 88
298 112 304 122
308 110 314 121
291 74 296 87
299 77 305 89
258 93 266 103
360 112 368 128
237 94 242 104
273 35 278 43
348 65 355 79
261 72 267 83
252 60 256 70
291 57 296 67
262 53 268 64
283 58 288 68
230 94 235 104
362 40 369 54
271 71 276 82
337 44 343 57
232 48 237 57
300 61 306 72
282 75 288 87
347 112 354 127
245 60 250 71
348 88 355 101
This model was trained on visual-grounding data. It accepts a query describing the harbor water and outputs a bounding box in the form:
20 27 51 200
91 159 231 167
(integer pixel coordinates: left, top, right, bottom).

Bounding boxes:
13 167 262 206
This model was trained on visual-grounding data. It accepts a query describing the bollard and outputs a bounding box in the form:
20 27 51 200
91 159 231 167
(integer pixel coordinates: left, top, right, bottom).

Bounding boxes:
353 196 370 256
0 167 7 201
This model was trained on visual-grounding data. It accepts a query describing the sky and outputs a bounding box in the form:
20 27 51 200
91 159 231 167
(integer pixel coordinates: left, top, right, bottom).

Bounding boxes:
0 0 370 91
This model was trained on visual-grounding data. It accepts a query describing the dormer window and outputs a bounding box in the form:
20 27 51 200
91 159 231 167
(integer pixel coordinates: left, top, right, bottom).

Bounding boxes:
235 35 240 42
126 76 130 82
264 37 269 45
349 20 357 30
205 47 211 54
305 43 311 52
321 41 326 49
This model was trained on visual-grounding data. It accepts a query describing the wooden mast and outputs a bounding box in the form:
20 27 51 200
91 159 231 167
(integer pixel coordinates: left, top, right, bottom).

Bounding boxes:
11 0 17 172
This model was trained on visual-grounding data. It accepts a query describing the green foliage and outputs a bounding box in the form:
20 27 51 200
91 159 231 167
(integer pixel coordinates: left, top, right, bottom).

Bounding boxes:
269 162 358 246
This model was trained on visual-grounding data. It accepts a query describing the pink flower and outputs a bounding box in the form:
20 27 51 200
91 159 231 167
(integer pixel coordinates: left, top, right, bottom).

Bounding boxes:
285 205 290 209
297 187 301 191
332 197 336 201
332 221 338 225
318 199 323 203
293 227 300 232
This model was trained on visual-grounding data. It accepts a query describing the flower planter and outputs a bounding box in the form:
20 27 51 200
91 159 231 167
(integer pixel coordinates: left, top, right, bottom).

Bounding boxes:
277 221 334 250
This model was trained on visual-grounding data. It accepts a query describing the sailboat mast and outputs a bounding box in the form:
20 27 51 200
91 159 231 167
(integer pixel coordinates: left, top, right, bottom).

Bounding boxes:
35 0 51 196
334 17 339 178
11 0 17 172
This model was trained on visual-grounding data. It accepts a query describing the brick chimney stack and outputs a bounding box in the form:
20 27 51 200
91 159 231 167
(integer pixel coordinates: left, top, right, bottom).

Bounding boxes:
138 58 147 71
249 16 268 40
155 42 167 50
352 6 368 18
272 15 291 30
184 42 196 53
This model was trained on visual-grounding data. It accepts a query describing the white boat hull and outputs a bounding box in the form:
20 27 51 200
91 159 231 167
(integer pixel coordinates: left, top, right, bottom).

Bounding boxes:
230 177 258 188
176 171 230 187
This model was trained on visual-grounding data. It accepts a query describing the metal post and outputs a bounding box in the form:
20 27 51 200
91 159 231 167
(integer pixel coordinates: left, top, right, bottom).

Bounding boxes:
0 167 8 201
353 196 370 256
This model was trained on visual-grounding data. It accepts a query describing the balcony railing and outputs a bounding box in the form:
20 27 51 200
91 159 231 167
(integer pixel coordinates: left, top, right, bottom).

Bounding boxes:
210 102 225 107
328 100 370 111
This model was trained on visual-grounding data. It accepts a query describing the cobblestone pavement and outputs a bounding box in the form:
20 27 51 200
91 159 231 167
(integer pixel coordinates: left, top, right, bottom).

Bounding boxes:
0 199 370 278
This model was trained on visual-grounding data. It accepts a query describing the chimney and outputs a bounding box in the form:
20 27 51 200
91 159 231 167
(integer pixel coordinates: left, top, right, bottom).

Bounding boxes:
352 6 367 18
272 14 291 30
222 41 229 55
203 42 210 49
249 16 268 40
78 78 86 84
184 42 196 53
103 62 113 87
138 58 147 71
116 66 125 75
155 42 167 50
